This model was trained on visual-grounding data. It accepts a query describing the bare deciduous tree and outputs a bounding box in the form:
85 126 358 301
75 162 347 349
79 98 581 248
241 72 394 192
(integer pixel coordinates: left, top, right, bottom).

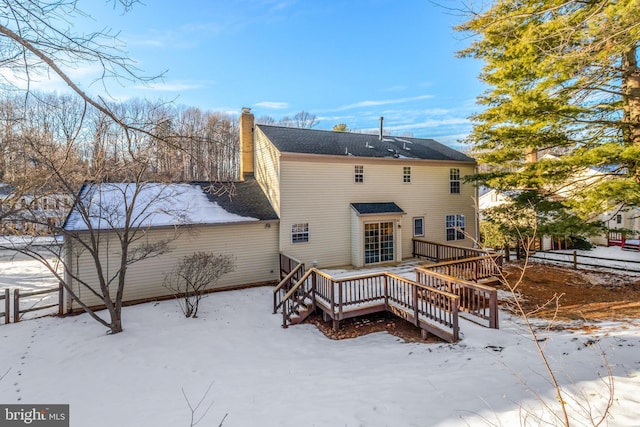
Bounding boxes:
164 252 235 318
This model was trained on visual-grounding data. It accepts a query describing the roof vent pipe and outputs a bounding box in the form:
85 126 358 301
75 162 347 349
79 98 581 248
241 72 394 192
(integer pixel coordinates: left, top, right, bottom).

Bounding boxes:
379 116 384 141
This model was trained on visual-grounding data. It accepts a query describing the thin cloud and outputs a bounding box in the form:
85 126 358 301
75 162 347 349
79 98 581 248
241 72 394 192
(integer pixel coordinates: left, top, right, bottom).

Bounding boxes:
135 81 204 92
330 95 434 112
254 101 289 109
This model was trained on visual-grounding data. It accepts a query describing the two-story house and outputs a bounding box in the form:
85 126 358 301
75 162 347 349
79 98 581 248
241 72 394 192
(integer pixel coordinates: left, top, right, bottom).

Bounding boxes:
62 108 478 311
245 109 477 268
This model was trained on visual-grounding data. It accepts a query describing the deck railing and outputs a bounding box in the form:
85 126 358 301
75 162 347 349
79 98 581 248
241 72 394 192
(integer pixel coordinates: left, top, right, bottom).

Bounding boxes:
415 267 498 329
280 269 460 342
385 273 459 341
412 239 493 262
422 254 503 283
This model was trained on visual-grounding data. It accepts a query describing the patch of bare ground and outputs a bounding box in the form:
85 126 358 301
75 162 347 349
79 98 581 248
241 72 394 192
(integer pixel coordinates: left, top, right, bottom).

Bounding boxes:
501 262 640 322
304 311 443 343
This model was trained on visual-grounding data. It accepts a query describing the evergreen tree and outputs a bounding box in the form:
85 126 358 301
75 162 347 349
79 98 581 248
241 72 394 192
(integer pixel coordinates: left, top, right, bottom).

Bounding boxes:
458 1 640 228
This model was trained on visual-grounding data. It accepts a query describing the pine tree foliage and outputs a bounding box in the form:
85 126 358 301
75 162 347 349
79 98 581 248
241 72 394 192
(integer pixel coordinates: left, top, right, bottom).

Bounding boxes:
458 0 640 221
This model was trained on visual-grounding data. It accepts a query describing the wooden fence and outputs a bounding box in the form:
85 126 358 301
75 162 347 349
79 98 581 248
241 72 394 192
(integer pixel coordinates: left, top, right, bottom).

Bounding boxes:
529 250 640 274
412 239 492 263
0 285 62 325
1 289 8 325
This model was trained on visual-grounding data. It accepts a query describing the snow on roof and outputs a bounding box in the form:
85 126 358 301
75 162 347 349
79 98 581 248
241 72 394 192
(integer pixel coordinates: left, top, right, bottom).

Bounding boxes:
64 183 258 231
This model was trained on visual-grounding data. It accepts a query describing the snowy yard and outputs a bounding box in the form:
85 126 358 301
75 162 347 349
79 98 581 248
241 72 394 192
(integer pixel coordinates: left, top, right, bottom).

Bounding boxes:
1 250 640 426
0 250 61 320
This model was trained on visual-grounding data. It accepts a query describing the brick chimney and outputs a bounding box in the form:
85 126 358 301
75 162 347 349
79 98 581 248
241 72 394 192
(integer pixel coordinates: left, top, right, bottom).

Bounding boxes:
239 107 254 179
524 147 538 163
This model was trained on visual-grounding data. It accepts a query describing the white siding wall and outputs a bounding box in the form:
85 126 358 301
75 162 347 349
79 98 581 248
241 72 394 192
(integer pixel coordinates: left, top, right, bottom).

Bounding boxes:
277 156 477 267
65 222 279 310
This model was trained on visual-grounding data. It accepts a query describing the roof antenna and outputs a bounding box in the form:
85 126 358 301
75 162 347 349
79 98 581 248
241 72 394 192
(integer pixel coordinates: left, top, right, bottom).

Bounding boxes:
379 116 384 141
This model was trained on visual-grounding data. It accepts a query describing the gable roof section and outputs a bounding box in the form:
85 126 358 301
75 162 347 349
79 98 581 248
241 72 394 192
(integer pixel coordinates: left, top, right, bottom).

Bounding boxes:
64 176 277 231
257 125 475 163
351 202 405 216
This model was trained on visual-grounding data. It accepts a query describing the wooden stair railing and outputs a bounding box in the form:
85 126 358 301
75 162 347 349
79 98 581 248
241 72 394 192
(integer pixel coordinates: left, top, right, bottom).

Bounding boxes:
280 268 317 328
273 262 305 314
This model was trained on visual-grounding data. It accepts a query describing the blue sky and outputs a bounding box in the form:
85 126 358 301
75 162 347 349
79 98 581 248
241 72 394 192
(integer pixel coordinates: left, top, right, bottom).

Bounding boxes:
64 0 484 148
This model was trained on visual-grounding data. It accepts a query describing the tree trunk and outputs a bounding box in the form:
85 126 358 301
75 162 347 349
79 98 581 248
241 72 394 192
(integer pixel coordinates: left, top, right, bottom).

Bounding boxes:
623 45 640 182
110 310 123 334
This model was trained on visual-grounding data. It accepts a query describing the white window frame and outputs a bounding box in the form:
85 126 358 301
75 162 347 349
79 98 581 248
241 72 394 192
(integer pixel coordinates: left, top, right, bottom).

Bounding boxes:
450 168 461 194
413 216 424 237
354 165 364 183
291 223 309 243
403 166 411 183
445 214 465 241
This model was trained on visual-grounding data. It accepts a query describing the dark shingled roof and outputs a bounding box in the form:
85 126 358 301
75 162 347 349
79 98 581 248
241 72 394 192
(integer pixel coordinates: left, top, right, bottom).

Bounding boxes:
351 202 405 215
199 175 278 221
257 125 475 162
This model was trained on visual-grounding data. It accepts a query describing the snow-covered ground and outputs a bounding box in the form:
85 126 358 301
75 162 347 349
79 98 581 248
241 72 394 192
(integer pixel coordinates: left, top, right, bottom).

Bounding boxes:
0 250 60 320
1 251 639 426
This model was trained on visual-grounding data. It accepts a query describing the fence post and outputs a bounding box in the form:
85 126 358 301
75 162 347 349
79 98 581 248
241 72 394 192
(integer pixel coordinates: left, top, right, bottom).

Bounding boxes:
573 250 578 269
3 289 9 324
58 281 64 316
13 288 20 323
489 290 499 329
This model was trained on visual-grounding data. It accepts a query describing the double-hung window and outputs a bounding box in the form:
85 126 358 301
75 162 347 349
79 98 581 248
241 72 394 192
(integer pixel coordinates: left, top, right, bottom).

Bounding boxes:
413 217 424 237
450 168 461 194
445 214 465 241
291 223 309 243
403 166 411 183
354 165 364 183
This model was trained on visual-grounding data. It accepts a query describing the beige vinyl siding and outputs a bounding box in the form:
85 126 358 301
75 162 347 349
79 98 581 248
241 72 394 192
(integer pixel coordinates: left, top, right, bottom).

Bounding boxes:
278 156 476 267
350 209 361 265
64 222 279 311
254 127 281 216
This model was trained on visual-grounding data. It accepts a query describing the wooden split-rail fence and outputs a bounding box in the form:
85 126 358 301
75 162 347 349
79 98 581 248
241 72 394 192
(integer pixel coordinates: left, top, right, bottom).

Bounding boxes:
274 242 503 342
0 284 63 325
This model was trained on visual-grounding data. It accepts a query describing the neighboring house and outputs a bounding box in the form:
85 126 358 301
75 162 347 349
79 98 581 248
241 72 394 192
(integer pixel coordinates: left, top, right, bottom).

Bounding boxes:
62 108 478 310
478 154 639 249
591 206 640 247
0 184 71 235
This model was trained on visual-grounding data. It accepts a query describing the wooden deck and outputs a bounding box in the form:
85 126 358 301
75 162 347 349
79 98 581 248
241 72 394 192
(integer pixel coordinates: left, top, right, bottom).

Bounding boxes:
274 247 503 343
284 268 460 343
